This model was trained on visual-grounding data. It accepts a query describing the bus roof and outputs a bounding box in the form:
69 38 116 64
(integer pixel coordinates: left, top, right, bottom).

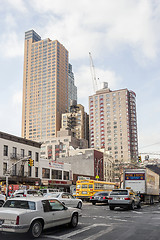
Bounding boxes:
76 180 115 185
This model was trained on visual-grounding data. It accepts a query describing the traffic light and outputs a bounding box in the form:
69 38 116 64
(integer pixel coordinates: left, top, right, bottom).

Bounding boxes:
28 158 34 166
138 156 142 163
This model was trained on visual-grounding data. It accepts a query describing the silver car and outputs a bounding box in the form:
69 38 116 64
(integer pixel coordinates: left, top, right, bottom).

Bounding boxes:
108 189 141 210
0 197 81 238
44 192 82 209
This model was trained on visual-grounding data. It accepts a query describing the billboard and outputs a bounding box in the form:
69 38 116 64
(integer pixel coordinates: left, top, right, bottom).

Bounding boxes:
125 173 145 180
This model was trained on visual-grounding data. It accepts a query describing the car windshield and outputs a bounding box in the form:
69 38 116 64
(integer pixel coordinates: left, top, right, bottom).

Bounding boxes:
110 190 128 196
3 200 36 210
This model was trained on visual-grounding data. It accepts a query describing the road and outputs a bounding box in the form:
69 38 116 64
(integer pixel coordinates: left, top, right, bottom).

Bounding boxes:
1 202 160 240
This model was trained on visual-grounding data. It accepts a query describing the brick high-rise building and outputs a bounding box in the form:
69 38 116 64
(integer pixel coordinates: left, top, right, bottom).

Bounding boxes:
22 30 74 141
89 82 138 166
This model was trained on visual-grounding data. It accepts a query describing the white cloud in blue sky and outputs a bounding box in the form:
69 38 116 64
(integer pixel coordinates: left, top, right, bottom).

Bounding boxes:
0 0 160 156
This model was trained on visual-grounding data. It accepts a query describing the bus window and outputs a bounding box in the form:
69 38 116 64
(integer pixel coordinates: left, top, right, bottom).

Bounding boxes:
89 184 93 189
77 185 81 189
82 184 88 188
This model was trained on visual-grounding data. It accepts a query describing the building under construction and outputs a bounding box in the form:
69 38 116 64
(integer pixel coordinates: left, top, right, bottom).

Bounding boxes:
61 100 89 143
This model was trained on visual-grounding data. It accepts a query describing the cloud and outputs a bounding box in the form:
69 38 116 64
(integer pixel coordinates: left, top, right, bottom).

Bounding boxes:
74 65 121 112
4 14 17 28
12 90 22 106
6 0 28 13
30 0 160 64
0 31 23 58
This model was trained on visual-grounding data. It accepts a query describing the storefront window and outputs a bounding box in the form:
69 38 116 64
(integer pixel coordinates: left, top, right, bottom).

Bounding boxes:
63 171 69 180
42 168 50 179
51 170 62 180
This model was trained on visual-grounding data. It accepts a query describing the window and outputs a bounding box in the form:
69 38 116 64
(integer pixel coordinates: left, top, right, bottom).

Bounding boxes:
51 170 62 180
3 145 8 156
3 200 36 210
21 149 25 157
28 166 32 177
35 167 38 177
42 168 50 179
3 162 7 175
28 150 32 157
35 152 39 162
42 200 64 212
13 147 17 158
63 171 69 180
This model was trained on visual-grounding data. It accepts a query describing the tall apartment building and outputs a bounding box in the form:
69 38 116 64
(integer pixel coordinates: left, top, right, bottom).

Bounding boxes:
22 30 75 141
68 63 77 109
61 101 89 142
89 82 138 166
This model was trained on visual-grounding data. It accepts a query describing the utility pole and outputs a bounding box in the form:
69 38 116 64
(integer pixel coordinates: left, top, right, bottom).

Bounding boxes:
5 156 30 199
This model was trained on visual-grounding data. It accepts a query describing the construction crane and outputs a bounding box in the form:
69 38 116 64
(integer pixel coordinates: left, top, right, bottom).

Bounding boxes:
89 52 98 92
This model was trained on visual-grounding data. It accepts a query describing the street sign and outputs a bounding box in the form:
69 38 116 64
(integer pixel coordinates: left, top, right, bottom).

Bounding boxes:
96 175 99 179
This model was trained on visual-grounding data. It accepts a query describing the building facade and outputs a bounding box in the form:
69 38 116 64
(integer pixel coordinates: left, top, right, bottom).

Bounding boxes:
22 29 71 141
40 128 88 160
40 158 72 191
0 131 41 186
58 148 104 184
89 83 138 171
68 63 77 109
0 131 73 192
62 102 89 142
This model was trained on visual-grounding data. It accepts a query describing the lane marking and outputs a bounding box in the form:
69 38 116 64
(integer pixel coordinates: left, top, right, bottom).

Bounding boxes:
42 224 111 239
83 226 113 240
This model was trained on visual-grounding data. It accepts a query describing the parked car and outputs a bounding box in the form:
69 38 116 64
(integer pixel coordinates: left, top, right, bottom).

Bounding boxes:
108 189 141 210
44 192 83 209
12 189 43 198
40 188 61 196
0 197 81 238
0 194 5 207
90 191 110 205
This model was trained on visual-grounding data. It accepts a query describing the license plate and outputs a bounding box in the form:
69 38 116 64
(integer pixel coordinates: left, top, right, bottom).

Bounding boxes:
115 197 123 200
82 191 87 194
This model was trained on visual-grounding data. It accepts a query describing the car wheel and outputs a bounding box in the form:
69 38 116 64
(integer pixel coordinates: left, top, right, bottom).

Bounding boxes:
137 202 141 209
77 201 82 209
109 206 114 210
70 213 78 228
29 220 43 238
130 201 135 210
92 202 96 205
0 201 4 207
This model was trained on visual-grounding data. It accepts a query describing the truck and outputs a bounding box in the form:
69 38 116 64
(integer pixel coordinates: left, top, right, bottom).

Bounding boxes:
123 168 159 204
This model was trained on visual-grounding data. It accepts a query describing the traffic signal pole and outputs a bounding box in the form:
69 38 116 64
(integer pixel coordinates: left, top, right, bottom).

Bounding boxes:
5 156 30 199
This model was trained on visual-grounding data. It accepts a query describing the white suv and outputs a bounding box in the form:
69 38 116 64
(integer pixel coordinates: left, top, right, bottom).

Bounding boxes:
108 189 141 210
13 189 42 198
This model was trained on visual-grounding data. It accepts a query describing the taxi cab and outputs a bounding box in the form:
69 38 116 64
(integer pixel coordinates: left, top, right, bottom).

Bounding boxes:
108 189 141 210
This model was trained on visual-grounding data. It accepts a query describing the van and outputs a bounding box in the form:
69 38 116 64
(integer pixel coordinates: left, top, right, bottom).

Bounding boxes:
40 188 60 196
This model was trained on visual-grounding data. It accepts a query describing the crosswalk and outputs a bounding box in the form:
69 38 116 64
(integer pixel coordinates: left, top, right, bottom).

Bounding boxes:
42 223 113 240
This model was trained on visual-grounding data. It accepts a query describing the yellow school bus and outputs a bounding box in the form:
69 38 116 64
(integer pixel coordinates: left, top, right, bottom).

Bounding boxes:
76 179 116 200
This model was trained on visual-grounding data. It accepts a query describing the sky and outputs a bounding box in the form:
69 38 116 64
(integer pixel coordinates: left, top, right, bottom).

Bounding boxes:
0 0 160 158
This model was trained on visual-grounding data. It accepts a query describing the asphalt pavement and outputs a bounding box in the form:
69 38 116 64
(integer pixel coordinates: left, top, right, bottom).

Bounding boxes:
1 202 160 240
